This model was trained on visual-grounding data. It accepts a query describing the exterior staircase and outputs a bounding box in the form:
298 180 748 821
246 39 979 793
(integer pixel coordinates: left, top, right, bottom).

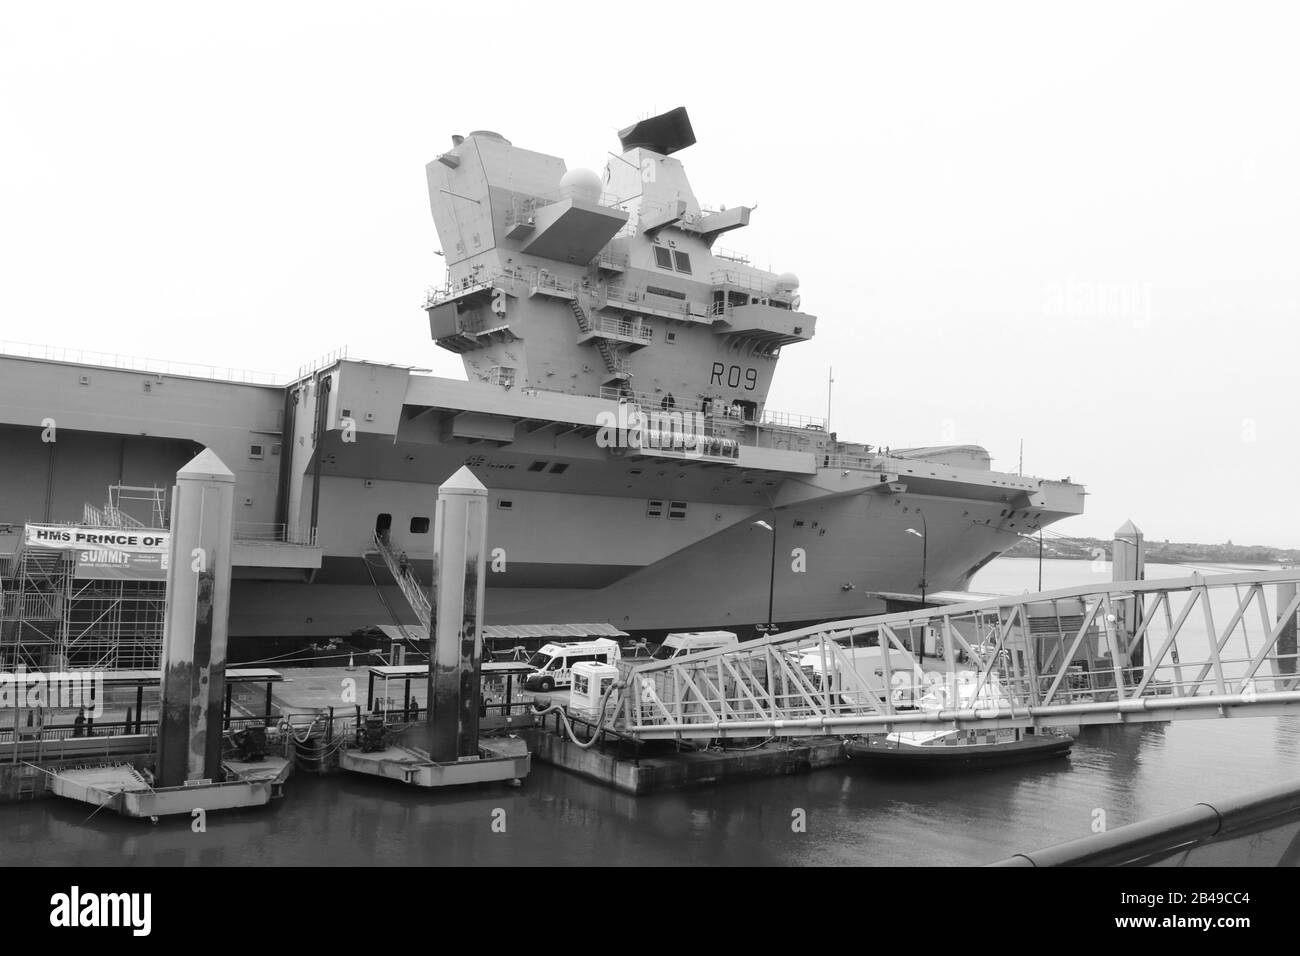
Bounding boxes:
372 534 431 634
570 299 631 385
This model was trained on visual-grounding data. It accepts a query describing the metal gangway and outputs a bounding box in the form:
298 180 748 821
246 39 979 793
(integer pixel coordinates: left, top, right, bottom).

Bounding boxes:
368 533 431 639
615 569 1300 740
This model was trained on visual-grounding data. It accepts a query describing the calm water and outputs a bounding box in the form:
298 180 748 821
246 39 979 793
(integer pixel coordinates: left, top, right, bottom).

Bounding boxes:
5 557 1298 866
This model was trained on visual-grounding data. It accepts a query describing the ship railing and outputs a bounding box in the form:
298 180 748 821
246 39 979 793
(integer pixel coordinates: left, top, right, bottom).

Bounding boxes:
372 533 432 631
590 317 652 341
710 268 773 292
0 339 280 385
506 189 628 227
601 283 696 318
532 271 580 297
294 346 349 381
821 453 888 472
234 522 318 546
713 247 752 266
759 409 828 432
424 275 497 309
595 248 629 271
594 387 829 440
597 386 708 412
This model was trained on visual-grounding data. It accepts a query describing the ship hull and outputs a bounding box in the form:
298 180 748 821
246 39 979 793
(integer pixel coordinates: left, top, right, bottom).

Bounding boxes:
228 486 1056 638
0 361 1084 646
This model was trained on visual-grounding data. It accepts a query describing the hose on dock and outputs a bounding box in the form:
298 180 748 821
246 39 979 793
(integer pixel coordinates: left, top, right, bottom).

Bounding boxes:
529 680 623 749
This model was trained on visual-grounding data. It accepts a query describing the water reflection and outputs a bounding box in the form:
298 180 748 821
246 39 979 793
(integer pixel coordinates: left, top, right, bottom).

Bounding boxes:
4 558 1298 867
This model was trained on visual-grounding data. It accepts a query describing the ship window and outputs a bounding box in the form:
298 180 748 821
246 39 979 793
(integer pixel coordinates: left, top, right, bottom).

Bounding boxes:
249 444 264 460
672 250 692 274
665 332 676 343
653 246 673 269
646 499 664 518
668 501 687 520
528 461 548 472
498 500 514 511
549 463 569 474
410 517 430 534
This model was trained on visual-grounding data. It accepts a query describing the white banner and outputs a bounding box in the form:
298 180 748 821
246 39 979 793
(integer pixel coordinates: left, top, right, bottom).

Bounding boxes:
24 524 170 553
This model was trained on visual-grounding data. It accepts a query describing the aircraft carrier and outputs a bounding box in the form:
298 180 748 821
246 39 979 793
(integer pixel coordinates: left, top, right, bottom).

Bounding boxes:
0 107 1085 657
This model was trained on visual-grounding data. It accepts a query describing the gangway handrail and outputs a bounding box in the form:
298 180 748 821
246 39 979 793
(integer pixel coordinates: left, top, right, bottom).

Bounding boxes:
370 534 431 634
617 568 1300 740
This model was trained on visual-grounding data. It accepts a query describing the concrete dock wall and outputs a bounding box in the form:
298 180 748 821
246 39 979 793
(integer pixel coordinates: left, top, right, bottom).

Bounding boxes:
524 730 846 794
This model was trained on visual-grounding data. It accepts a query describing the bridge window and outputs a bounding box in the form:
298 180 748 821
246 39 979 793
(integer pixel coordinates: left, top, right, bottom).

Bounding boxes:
653 246 673 269
410 517 430 534
672 250 692 274
549 463 569 474
528 461 548 472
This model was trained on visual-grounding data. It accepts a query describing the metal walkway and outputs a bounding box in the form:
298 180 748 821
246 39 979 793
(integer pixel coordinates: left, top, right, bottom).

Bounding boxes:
616 569 1300 740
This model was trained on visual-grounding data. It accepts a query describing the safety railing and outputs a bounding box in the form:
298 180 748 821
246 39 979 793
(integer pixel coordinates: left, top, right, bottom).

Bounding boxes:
234 522 318 546
759 409 828 431
595 248 628 271
532 271 580 297
617 569 1300 739
601 283 697 318
589 317 652 342
372 534 431 632
0 339 281 385
0 591 64 621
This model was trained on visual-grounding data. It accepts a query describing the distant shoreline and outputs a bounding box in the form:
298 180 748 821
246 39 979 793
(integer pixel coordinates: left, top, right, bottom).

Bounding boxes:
1005 536 1297 566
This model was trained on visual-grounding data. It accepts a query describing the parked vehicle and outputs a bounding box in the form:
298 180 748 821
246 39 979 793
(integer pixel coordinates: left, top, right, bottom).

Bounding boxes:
523 639 622 692
651 631 738 660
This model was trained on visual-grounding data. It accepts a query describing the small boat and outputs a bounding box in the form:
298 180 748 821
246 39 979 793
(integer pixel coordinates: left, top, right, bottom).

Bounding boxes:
846 726 1074 770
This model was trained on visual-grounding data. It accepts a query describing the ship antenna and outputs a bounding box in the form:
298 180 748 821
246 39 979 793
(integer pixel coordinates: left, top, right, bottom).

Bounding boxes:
826 367 834 434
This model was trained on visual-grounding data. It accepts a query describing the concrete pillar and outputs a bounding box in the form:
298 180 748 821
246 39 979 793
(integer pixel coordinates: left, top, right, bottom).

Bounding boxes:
156 450 235 787
426 466 488 762
1113 521 1145 673
1276 581 1297 684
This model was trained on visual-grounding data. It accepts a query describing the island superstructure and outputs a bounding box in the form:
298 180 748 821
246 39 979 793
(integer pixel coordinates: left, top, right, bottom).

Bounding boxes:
0 107 1084 663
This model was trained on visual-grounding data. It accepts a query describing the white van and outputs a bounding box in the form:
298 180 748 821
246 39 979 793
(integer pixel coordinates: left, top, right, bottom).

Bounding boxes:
523 639 622 692
651 631 738 660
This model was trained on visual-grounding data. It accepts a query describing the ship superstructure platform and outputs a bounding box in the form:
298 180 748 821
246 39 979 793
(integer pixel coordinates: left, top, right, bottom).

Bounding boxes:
0 106 1085 650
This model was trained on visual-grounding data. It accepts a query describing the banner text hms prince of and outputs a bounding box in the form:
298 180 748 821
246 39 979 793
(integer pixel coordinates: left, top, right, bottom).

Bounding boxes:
24 524 171 581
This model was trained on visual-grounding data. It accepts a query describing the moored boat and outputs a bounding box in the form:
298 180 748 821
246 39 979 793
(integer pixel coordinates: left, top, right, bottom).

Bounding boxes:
846 726 1074 770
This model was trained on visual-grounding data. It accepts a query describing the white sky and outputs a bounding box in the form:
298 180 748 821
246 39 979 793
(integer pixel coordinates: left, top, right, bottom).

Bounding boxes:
2 1 1297 547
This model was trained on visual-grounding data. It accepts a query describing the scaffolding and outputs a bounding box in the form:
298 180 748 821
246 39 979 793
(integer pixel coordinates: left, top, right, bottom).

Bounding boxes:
0 485 169 670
